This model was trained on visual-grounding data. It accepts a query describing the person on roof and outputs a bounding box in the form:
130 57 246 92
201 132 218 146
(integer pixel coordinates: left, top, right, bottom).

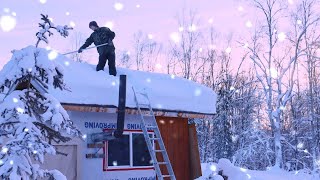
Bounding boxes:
78 21 117 76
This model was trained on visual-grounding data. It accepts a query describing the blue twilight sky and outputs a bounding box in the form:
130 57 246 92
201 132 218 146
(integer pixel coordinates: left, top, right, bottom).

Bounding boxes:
0 0 265 68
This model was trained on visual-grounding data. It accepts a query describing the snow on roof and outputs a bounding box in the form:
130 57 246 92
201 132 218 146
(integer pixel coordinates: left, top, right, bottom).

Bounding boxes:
49 54 217 115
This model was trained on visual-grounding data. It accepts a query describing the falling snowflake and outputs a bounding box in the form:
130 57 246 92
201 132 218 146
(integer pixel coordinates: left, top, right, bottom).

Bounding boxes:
208 18 213 24
270 68 278 78
111 81 116 86
136 4 141 8
297 20 302 25
199 48 203 52
246 20 253 28
0 15 17 32
155 63 162 69
39 0 47 4
24 128 29 132
178 27 184 32
2 147 9 154
188 24 197 32
225 47 232 54
16 107 25 114
238 6 244 11
69 21 76 28
48 50 58 60
288 0 294 5
114 3 124 11
12 98 18 103
66 12 70 16
210 164 217 171
278 32 286 42
82 134 87 139
171 75 175 79
11 12 16 16
148 34 153 39
146 78 151 83
170 32 180 43
105 21 114 30
297 142 304 149
64 61 70 66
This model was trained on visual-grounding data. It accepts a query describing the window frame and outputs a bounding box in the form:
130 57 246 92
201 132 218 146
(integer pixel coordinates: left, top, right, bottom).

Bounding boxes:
103 129 155 171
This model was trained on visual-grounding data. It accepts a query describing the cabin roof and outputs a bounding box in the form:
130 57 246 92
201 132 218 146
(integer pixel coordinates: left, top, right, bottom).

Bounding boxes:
48 56 217 116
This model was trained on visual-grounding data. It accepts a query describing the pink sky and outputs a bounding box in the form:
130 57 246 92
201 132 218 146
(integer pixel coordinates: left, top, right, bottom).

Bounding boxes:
0 0 262 69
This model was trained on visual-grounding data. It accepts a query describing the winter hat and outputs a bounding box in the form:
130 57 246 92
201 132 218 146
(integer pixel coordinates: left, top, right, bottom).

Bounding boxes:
89 21 99 28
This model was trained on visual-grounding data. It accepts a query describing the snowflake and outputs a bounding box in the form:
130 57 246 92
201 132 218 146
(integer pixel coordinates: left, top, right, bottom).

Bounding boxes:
238 6 244 12
270 68 278 78
188 24 197 32
48 50 58 60
155 63 162 69
148 34 153 39
170 32 180 43
225 47 232 54
0 15 17 32
12 98 18 103
278 32 286 42
39 0 47 4
114 3 124 11
69 21 76 28
297 142 304 149
105 21 114 30
246 20 253 28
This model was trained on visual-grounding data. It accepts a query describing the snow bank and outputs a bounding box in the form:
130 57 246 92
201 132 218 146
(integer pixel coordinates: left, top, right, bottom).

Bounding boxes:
197 159 320 180
47 51 217 115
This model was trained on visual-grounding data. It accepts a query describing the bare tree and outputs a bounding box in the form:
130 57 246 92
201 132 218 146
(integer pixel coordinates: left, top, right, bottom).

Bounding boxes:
170 9 202 79
244 0 319 167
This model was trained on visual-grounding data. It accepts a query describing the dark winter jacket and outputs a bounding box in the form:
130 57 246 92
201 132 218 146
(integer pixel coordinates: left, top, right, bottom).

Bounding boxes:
80 27 115 54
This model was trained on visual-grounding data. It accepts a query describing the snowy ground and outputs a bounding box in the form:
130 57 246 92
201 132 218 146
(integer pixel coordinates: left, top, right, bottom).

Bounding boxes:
197 159 320 180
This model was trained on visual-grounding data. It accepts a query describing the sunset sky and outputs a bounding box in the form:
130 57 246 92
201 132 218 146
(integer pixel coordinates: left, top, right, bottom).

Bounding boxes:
0 0 298 70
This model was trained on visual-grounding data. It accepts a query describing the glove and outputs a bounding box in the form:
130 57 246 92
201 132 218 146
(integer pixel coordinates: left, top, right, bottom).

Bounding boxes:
78 48 83 53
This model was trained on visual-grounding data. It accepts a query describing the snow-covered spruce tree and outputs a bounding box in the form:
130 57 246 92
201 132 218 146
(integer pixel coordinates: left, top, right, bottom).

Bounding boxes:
0 14 80 179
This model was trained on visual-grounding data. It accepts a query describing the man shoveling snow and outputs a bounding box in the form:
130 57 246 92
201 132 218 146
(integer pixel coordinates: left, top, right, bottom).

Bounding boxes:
78 21 117 76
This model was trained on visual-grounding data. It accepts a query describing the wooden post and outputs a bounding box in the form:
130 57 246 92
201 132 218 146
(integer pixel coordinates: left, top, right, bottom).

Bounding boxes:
188 123 202 179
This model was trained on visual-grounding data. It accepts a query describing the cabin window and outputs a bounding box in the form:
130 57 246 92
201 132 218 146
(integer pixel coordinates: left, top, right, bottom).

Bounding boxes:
106 132 153 169
107 134 130 166
132 133 153 166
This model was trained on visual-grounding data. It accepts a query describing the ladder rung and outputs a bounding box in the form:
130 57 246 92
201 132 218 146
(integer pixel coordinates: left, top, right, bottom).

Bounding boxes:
150 138 160 141
146 125 157 129
158 162 168 165
139 103 149 106
162 175 174 178
154 150 165 153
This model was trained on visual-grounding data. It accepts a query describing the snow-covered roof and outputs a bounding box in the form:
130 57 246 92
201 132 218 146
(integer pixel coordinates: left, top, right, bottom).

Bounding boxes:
48 55 217 115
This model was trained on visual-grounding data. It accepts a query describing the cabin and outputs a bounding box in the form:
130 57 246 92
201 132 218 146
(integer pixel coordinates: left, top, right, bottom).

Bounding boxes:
1 55 217 180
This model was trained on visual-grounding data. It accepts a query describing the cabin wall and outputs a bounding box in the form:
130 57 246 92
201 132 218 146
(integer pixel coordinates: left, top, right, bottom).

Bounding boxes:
44 111 156 180
156 116 191 180
41 111 201 180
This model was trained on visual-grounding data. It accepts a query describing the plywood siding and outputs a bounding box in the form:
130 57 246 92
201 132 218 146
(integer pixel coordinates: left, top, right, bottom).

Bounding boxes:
156 117 190 180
